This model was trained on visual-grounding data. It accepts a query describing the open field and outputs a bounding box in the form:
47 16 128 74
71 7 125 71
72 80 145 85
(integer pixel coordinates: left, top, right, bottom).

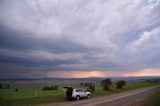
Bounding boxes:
135 90 160 106
146 91 160 106
0 79 160 106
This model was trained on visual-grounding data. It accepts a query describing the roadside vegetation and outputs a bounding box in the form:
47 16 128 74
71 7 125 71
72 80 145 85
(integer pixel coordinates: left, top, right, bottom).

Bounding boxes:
133 91 160 106
146 91 160 106
0 79 159 106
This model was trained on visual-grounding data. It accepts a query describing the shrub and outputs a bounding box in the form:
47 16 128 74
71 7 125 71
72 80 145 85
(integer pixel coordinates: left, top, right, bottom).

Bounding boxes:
116 80 126 89
101 78 112 90
85 83 89 87
88 83 95 92
80 83 83 86
15 88 19 92
42 86 50 90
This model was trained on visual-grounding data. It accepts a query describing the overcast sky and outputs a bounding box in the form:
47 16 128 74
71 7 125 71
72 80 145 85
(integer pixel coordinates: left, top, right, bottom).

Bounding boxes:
0 0 160 78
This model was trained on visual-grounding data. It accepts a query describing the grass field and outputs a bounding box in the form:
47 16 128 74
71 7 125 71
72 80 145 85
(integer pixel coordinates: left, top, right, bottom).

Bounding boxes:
92 81 160 97
0 81 159 106
142 91 160 106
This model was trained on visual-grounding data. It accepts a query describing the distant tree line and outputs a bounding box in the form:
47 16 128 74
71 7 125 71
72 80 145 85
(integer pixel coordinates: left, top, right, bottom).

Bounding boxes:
42 86 58 91
0 83 10 89
145 79 160 82
0 83 19 92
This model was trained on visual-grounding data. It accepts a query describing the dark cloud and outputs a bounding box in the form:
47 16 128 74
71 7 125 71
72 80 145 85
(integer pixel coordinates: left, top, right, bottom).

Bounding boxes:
0 0 160 78
0 25 98 53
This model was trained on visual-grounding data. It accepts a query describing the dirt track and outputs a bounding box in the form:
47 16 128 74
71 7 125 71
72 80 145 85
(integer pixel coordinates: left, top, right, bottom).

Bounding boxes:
39 85 160 106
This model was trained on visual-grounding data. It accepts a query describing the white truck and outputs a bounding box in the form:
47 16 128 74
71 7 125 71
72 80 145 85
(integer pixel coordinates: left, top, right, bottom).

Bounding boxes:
63 87 91 100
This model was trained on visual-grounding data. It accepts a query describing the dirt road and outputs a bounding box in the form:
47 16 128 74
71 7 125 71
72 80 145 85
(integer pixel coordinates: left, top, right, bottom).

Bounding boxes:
40 85 160 106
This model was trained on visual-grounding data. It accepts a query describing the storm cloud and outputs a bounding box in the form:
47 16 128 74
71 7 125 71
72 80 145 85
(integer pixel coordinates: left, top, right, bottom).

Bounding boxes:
0 0 160 78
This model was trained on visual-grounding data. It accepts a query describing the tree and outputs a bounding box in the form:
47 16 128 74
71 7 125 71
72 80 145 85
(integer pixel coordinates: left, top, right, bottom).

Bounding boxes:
85 83 89 87
54 86 58 90
80 83 83 86
0 83 3 89
88 83 95 92
116 80 126 89
101 78 112 90
5 84 10 89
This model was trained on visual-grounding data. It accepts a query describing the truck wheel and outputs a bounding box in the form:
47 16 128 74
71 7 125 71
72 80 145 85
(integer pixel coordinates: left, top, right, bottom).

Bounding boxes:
76 95 80 100
87 94 90 99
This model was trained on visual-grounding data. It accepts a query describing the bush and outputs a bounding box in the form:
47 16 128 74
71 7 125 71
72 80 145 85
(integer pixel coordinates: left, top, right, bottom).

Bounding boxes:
116 80 126 89
80 83 83 86
88 84 95 92
101 78 112 90
42 86 50 90
85 83 89 87
15 88 19 92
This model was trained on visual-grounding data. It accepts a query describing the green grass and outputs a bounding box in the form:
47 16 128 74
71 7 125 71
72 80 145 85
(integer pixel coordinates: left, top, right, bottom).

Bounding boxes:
92 81 159 97
124 81 159 90
0 88 65 105
143 91 160 106
0 81 159 106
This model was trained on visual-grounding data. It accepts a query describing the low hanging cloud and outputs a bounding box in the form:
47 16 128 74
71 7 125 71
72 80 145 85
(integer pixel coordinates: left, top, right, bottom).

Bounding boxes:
0 0 160 78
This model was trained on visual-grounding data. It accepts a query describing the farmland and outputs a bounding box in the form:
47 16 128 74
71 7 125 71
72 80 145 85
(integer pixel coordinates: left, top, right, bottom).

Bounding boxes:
0 78 159 106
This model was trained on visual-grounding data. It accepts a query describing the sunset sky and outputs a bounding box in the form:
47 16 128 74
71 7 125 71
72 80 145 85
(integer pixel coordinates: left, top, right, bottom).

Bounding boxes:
0 0 160 78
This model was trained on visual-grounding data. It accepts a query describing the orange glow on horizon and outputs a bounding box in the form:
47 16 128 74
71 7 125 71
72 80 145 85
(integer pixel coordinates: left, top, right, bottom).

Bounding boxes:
47 68 160 78
122 68 160 77
47 71 106 78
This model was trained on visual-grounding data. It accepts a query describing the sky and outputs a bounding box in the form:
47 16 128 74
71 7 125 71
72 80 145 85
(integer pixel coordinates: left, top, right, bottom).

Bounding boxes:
0 0 160 78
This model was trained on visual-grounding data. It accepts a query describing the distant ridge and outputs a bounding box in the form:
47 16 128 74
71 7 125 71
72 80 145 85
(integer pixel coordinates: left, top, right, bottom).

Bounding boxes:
0 76 160 81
